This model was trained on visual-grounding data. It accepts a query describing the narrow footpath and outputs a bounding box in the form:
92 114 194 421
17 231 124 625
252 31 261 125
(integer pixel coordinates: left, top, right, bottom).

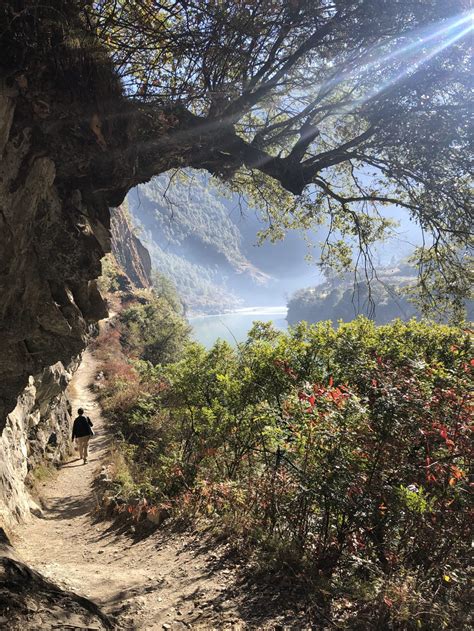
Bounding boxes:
13 348 294 630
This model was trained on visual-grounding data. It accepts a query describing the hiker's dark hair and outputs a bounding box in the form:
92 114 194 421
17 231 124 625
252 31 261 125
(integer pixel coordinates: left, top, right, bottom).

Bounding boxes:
78 408 84 414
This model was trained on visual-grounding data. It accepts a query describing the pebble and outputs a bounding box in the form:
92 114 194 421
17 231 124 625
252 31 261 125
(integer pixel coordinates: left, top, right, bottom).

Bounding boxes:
162 624 171 630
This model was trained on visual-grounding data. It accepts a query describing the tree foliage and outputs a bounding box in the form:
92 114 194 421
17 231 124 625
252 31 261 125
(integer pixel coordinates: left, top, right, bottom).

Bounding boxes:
81 0 473 308
119 292 190 364
151 270 185 314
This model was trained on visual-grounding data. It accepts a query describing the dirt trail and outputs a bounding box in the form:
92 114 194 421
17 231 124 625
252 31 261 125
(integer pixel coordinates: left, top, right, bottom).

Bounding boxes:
13 347 290 630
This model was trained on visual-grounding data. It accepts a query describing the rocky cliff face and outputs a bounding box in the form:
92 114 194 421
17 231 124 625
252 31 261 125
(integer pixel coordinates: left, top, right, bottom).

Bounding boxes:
111 205 152 290
0 4 156 426
0 86 108 428
0 104 153 532
0 1 161 532
0 360 76 529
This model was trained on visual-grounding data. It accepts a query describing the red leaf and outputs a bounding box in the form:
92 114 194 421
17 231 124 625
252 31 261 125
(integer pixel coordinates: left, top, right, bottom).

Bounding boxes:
451 465 464 479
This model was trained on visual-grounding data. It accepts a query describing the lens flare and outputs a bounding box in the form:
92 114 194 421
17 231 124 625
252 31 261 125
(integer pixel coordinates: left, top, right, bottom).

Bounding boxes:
354 14 474 105
360 11 473 73
299 10 473 138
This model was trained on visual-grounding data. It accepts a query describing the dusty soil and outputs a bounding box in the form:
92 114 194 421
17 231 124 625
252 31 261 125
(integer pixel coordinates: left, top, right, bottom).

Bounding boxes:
13 348 309 630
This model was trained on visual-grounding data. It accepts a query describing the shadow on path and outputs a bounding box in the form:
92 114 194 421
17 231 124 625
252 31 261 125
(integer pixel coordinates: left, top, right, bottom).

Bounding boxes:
41 494 96 520
60 459 84 469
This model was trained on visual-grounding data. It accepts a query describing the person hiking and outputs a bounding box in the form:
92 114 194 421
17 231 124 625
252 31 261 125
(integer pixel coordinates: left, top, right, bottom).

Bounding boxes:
72 408 94 464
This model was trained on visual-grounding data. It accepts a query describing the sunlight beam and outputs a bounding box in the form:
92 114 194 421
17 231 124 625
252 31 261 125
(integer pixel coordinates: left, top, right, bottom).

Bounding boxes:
296 11 473 147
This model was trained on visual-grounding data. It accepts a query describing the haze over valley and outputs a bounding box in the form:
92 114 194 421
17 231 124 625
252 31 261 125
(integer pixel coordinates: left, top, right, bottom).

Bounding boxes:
127 169 426 338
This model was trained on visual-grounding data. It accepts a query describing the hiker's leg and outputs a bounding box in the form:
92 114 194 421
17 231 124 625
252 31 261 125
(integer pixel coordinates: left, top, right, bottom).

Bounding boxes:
77 437 86 459
83 436 90 460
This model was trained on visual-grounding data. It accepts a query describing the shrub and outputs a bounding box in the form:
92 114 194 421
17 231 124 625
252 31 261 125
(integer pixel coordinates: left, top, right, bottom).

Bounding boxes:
101 318 472 627
119 295 190 364
97 254 123 294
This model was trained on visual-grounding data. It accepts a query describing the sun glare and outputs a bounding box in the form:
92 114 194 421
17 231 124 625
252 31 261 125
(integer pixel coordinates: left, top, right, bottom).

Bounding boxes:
299 10 474 133
360 12 474 103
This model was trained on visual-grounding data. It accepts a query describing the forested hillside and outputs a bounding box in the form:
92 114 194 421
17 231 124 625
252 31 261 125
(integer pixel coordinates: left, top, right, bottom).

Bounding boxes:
287 264 418 325
128 173 265 312
127 172 321 313
288 264 474 325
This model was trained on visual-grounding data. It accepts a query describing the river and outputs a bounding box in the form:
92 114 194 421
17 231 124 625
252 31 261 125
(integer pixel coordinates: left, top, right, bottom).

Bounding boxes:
189 306 288 347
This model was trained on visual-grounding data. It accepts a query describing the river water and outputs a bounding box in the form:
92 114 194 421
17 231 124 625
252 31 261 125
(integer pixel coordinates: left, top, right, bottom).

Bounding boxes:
189 306 288 348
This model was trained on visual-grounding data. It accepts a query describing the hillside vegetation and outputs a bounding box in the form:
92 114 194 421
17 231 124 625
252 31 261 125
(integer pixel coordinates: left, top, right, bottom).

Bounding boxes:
287 265 418 325
288 265 474 326
128 173 272 313
95 281 472 629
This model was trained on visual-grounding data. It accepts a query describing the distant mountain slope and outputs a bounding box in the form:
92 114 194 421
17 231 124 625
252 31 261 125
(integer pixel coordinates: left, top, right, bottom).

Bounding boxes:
128 173 276 313
287 265 419 325
110 205 152 289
